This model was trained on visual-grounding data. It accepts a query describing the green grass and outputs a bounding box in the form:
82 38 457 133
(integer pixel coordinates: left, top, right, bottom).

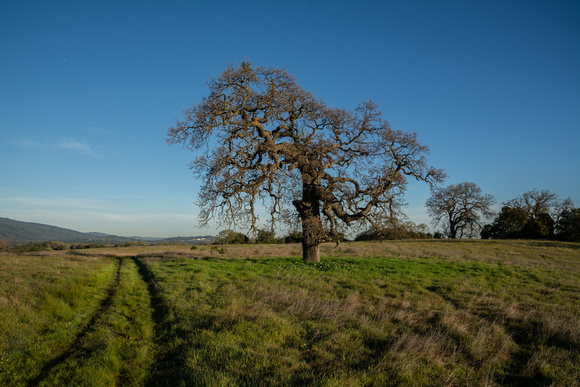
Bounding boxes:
1 240 579 385
0 253 154 386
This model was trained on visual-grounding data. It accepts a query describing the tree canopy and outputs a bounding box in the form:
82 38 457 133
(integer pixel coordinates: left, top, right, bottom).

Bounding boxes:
167 62 445 261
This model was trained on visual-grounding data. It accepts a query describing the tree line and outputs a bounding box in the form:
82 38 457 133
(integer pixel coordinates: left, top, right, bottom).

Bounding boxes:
425 184 579 242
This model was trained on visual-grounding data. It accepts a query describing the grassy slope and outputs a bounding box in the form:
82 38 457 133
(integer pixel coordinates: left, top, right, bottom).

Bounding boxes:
1 240 579 386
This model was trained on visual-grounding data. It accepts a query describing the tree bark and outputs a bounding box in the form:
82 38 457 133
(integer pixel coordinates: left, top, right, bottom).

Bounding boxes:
299 207 323 261
302 239 320 262
295 181 323 262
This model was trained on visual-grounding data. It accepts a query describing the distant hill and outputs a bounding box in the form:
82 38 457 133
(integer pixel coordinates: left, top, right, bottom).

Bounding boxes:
0 217 214 245
0 217 141 244
0 217 94 243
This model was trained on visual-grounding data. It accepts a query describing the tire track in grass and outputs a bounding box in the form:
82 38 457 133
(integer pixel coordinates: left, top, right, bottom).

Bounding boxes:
131 256 199 386
27 257 123 387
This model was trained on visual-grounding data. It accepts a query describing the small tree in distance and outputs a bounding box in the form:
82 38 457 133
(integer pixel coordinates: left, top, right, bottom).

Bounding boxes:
256 229 277 244
167 62 445 261
215 229 249 244
426 182 495 239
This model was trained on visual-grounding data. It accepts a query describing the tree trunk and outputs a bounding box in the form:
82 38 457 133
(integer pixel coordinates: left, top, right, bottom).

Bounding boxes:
294 180 323 262
300 207 323 262
299 206 323 262
449 220 457 239
302 239 320 262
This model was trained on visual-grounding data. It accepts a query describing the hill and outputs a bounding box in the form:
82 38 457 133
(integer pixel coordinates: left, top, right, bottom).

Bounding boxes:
0 217 140 244
0 217 214 245
0 217 95 243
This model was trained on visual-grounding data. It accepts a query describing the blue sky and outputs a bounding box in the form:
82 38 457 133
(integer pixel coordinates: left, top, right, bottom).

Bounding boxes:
1 0 579 238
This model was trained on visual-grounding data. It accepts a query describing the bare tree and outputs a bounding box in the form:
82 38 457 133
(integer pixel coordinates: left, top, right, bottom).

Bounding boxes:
426 182 495 239
505 188 557 219
167 62 445 261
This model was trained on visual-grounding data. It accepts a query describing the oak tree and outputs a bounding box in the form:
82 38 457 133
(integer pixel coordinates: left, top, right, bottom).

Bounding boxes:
480 206 528 239
504 188 557 220
426 182 495 239
167 62 444 261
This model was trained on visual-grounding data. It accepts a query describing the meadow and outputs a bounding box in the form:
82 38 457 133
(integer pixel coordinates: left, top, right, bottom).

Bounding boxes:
0 240 578 386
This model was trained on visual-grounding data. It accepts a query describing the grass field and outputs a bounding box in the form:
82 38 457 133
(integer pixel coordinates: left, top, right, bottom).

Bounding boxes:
1 240 579 386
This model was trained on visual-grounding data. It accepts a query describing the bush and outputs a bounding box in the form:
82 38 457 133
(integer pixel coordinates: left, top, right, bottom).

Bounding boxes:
355 223 432 241
9 241 70 252
211 246 228 254
0 239 9 251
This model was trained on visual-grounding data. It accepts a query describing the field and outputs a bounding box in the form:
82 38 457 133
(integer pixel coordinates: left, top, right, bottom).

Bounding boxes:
1 240 579 386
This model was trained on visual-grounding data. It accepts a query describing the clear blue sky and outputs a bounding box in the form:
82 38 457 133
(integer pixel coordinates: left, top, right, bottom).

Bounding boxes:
1 0 579 237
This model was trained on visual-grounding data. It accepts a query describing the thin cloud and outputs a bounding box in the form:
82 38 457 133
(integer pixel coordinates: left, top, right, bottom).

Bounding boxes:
8 138 42 148
57 140 97 156
9 137 98 157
